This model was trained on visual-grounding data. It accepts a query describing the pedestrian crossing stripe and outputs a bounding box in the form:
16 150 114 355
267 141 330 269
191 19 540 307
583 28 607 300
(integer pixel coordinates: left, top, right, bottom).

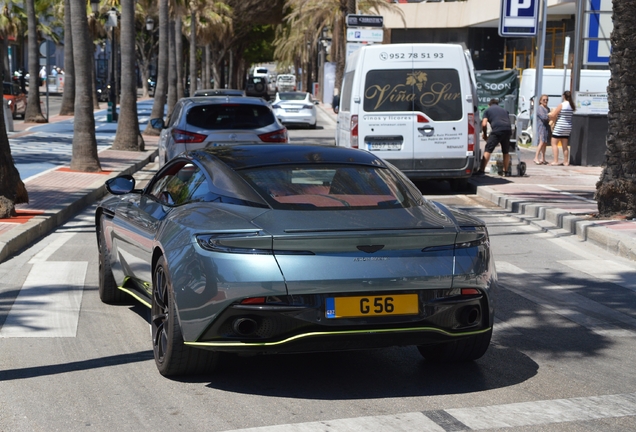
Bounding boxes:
220 392 636 431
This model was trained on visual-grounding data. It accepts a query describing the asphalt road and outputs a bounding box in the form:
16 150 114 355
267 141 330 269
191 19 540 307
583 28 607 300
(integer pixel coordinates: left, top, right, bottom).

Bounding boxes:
2 112 636 431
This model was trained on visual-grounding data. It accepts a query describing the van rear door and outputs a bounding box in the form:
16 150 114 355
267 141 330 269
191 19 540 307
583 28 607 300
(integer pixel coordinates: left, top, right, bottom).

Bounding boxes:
411 49 466 170
359 45 416 171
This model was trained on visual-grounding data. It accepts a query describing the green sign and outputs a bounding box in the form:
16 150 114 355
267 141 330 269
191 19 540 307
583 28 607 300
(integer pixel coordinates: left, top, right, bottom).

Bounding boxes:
475 70 519 118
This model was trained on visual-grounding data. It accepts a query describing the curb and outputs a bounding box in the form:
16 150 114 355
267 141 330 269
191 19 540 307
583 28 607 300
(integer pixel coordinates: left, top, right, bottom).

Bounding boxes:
474 184 636 262
0 148 158 263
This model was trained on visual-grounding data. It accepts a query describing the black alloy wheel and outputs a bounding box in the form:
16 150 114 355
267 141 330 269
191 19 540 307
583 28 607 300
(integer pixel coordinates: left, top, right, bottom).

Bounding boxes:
151 256 218 377
98 217 126 304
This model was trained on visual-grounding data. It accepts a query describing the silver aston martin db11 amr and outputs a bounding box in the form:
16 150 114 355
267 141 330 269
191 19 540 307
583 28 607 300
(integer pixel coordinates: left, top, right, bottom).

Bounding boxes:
96 144 496 377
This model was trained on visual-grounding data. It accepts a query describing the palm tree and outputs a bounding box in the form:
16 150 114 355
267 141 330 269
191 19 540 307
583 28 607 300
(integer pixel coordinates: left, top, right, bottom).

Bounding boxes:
58 0 75 116
278 0 404 92
0 41 28 218
112 0 144 151
143 0 168 135
69 0 101 171
595 2 636 217
184 0 231 93
24 0 47 123
0 3 20 76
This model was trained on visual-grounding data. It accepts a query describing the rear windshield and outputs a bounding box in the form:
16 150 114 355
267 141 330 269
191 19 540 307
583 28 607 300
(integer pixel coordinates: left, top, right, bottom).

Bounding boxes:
364 69 462 121
239 165 418 210
278 93 306 101
277 76 295 82
186 104 275 129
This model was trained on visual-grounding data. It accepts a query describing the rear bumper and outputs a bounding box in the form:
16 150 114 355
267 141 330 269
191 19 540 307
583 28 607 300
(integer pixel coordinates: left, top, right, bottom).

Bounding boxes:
386 156 477 180
187 290 493 354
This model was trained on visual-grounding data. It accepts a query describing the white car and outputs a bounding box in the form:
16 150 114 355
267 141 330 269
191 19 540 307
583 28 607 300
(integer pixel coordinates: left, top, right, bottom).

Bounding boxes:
153 96 288 166
272 92 318 129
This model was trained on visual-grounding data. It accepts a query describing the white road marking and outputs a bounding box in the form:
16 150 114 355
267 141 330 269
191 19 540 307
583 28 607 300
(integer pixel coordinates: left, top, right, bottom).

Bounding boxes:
28 232 76 263
221 412 444 432
560 259 636 292
0 261 87 338
496 261 636 337
448 392 636 429
221 392 636 432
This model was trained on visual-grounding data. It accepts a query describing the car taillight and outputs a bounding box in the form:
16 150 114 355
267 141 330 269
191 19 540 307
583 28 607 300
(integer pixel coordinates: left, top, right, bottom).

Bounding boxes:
171 128 207 144
259 127 289 143
468 113 475 152
350 115 359 148
303 104 314 109
272 104 281 109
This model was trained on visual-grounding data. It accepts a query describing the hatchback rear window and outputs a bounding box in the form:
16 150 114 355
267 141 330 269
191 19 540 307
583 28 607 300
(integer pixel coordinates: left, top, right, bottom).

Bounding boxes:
186 104 275 129
240 164 418 210
363 69 462 121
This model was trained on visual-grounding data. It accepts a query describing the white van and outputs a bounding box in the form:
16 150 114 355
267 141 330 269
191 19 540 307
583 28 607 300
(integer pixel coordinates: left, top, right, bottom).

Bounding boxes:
335 43 480 189
276 74 297 92
517 68 610 121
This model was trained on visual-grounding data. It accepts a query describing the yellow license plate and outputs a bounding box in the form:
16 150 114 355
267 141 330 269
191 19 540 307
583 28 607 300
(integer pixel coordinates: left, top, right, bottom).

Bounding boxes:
325 294 418 319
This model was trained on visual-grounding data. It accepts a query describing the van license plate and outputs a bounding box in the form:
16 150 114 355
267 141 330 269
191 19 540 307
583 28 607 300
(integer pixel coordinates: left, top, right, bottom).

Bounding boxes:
368 143 402 151
325 294 418 318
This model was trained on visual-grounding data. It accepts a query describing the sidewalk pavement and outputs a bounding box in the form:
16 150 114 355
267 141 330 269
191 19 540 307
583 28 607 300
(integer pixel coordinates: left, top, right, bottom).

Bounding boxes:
1 101 635 266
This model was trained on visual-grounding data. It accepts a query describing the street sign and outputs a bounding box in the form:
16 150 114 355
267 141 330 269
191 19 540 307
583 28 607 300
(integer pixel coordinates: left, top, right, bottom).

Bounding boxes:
346 14 383 28
346 29 384 43
499 0 539 37
584 0 611 65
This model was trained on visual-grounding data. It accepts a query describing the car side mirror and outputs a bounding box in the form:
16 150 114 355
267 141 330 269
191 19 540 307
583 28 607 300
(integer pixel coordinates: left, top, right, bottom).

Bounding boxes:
106 175 136 195
150 118 165 129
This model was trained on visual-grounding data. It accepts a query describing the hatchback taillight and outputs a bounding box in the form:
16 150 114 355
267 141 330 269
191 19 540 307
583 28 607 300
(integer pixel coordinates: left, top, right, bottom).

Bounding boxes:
171 128 207 144
259 128 289 143
350 115 359 149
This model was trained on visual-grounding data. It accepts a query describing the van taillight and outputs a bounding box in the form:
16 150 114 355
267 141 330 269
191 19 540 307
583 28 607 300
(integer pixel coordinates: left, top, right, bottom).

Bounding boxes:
417 114 428 123
467 113 475 152
350 115 359 148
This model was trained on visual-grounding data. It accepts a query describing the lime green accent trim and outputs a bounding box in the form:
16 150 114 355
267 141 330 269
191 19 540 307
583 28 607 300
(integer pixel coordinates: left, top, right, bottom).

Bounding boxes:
117 286 152 308
184 326 492 348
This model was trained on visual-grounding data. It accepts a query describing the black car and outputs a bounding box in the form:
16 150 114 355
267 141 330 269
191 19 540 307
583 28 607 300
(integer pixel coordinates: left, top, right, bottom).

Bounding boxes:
245 76 270 100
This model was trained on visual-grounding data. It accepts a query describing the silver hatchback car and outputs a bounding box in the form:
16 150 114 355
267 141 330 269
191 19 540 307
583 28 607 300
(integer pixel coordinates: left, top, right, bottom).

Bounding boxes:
154 96 288 166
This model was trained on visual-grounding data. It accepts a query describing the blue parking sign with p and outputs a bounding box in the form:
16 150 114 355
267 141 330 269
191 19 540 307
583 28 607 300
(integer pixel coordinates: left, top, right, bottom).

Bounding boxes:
499 0 539 37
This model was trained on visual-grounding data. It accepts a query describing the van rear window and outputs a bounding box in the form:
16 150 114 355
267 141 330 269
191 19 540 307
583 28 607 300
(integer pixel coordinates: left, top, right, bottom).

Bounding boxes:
364 69 462 121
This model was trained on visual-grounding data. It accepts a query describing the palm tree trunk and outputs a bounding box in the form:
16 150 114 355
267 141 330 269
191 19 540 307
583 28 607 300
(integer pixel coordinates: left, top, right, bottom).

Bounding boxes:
176 16 185 100
595 2 636 217
113 0 144 152
204 44 210 89
0 39 28 215
24 0 46 123
144 0 169 135
167 18 177 115
189 8 197 95
59 0 75 116
68 0 101 172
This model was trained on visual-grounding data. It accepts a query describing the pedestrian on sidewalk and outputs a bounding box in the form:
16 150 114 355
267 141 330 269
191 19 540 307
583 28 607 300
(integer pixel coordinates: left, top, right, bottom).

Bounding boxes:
477 99 512 176
533 94 551 165
39 66 46 86
549 90 576 166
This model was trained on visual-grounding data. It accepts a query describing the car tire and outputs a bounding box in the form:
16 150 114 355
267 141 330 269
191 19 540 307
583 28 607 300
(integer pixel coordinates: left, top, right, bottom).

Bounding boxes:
151 256 219 377
417 328 492 362
309 122 317 129
98 217 126 304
